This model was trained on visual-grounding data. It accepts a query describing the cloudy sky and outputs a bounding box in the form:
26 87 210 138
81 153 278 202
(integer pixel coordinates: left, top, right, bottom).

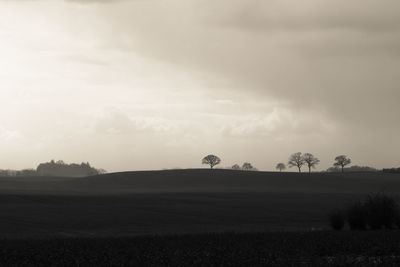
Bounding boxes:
0 0 399 172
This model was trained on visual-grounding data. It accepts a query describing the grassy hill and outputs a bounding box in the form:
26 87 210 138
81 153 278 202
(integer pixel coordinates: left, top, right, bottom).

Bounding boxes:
0 169 399 194
0 169 399 238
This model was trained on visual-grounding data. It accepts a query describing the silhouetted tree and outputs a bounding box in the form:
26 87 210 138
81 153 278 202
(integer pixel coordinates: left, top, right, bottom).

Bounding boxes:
334 155 351 173
276 163 286 172
231 164 241 170
202 155 221 169
242 162 253 171
303 153 320 174
288 152 305 173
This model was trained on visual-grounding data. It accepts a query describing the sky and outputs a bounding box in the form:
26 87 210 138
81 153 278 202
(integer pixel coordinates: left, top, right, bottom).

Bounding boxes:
0 0 399 172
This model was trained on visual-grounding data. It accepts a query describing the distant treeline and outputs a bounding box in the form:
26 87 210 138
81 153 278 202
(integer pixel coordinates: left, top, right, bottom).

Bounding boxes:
382 168 400 174
0 160 106 177
325 165 378 173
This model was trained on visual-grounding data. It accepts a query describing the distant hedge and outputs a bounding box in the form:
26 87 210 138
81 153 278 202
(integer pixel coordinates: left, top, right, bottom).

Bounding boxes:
383 168 400 174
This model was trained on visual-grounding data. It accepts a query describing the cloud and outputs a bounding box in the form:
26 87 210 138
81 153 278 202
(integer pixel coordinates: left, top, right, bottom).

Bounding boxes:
66 0 127 4
94 0 400 132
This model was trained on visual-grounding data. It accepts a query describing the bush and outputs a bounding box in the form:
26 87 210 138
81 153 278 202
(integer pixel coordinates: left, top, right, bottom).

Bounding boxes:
336 193 400 231
364 193 398 229
328 210 345 230
347 201 367 230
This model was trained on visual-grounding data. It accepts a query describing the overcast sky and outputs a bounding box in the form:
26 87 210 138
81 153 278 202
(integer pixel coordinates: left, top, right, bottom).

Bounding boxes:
0 0 399 172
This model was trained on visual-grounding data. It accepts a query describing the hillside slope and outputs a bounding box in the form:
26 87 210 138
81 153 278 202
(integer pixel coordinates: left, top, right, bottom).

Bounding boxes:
0 169 399 195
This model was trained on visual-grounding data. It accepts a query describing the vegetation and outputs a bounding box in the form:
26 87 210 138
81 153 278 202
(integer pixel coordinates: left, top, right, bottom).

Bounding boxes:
328 210 345 230
326 165 377 173
288 152 305 173
383 167 400 173
275 163 286 172
242 162 254 171
333 155 352 173
231 164 240 170
0 231 400 266
0 160 105 177
303 153 320 174
330 193 400 231
202 155 221 169
36 160 102 177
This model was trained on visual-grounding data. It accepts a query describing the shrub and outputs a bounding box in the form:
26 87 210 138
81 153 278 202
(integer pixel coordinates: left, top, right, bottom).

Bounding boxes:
347 201 367 230
364 193 398 229
328 210 345 230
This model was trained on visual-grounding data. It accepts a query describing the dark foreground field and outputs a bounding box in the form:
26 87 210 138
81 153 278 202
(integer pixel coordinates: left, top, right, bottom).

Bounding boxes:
1 231 400 266
0 170 399 265
0 169 399 237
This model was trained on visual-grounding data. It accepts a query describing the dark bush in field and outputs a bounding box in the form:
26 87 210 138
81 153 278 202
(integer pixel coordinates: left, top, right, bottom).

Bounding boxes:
347 201 367 230
364 193 398 229
335 193 400 230
328 210 345 230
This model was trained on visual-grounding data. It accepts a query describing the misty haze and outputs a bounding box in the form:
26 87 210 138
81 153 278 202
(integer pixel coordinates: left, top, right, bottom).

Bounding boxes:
0 0 400 266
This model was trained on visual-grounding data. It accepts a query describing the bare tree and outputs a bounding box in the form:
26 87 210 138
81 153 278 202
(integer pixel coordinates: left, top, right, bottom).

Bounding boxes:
303 153 320 174
334 155 351 173
231 164 241 170
202 154 221 169
288 152 305 173
276 163 286 172
242 162 253 171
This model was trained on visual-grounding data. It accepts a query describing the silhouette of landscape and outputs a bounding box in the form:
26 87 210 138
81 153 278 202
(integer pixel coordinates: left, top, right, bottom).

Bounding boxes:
2 0 400 265
0 168 399 238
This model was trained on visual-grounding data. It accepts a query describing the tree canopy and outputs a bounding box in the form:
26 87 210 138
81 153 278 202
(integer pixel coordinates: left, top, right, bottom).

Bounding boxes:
202 155 221 169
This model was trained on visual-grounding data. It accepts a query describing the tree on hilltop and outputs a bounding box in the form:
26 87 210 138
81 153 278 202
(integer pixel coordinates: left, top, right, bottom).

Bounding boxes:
202 155 221 169
242 162 254 171
333 155 351 173
276 163 286 172
288 152 305 173
303 153 320 174
231 164 241 170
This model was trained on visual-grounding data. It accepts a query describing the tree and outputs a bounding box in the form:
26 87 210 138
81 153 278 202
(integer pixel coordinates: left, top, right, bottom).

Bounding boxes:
202 154 221 169
303 153 320 174
288 152 305 173
231 164 241 170
275 163 286 172
333 155 351 173
242 162 253 171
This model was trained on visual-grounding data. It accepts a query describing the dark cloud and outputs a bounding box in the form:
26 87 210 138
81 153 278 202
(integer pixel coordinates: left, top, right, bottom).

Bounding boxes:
99 0 400 126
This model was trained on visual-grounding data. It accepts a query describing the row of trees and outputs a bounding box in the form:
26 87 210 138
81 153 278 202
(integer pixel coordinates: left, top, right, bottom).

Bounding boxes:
232 163 257 171
0 160 106 177
37 160 105 177
275 153 352 173
202 155 257 171
202 153 352 173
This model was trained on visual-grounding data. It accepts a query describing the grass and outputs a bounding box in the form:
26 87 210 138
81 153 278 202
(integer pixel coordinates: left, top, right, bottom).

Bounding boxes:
0 231 400 266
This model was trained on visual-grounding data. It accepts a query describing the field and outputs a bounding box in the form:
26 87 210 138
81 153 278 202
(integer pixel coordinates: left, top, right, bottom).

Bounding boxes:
0 169 400 265
1 231 400 266
0 169 399 237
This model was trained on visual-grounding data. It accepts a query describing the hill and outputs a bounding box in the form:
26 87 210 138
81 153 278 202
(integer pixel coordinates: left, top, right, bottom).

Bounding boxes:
0 169 399 195
0 169 399 238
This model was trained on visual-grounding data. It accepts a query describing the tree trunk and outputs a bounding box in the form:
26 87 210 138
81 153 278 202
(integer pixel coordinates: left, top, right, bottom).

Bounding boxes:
309 166 311 174
298 166 301 173
341 166 344 173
